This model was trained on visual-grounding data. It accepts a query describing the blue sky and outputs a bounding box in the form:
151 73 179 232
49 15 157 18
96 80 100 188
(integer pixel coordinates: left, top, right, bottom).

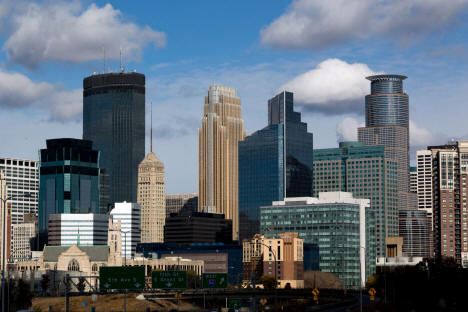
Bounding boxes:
1 0 468 193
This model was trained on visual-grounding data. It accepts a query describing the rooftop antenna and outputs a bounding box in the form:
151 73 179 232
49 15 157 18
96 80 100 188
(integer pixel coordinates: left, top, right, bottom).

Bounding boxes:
102 47 106 74
120 46 124 73
150 101 153 153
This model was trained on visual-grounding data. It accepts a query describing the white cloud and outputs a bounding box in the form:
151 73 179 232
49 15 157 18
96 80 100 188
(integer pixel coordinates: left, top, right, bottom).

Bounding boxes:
0 69 81 121
336 117 364 142
280 58 380 114
3 1 166 68
261 0 468 50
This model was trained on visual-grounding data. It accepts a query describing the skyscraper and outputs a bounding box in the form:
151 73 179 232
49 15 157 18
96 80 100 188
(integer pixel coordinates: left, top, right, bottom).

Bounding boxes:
38 139 101 244
238 91 313 241
358 74 409 211
137 152 165 243
83 72 145 205
198 85 246 240
166 193 198 215
313 141 398 257
0 157 38 224
427 142 468 266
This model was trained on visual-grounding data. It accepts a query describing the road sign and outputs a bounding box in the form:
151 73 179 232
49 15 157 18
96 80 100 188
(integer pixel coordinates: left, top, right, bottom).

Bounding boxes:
202 273 228 289
368 288 376 296
228 298 242 309
312 288 320 296
259 298 267 306
99 266 145 290
370 295 375 301
152 270 187 289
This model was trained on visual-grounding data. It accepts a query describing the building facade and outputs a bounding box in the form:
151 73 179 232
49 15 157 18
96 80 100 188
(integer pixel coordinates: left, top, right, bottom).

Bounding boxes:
38 139 101 245
0 158 38 224
1 172 12 269
138 152 165 243
110 202 141 259
416 150 434 222
398 210 432 258
238 91 313 241
358 74 409 211
427 142 468 266
198 85 246 240
243 233 304 288
261 192 376 288
136 242 243 285
313 141 398 257
83 72 145 205
47 213 109 246
166 193 198 215
11 222 36 260
164 210 233 244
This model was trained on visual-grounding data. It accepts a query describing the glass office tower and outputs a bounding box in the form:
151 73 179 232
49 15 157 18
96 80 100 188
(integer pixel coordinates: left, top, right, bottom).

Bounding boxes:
313 142 398 257
38 139 101 244
358 74 409 210
238 91 313 241
260 193 376 289
83 72 145 204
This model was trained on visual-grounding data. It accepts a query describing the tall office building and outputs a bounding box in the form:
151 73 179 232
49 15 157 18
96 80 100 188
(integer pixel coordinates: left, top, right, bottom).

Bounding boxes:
416 150 434 220
313 142 398 257
110 202 141 259
427 142 468 266
38 139 101 244
137 152 165 243
409 167 418 194
238 91 313 241
198 85 246 240
358 75 409 210
261 192 375 288
166 193 198 215
83 72 145 205
0 157 38 224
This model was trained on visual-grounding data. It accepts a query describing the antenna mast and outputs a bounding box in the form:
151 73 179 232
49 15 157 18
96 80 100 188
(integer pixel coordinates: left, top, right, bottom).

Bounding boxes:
150 101 153 153
102 47 106 74
120 46 124 73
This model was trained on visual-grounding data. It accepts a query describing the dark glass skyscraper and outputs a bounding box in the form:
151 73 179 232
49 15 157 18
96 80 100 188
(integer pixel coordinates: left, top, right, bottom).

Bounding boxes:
358 74 409 210
38 139 101 241
238 91 313 241
83 72 145 204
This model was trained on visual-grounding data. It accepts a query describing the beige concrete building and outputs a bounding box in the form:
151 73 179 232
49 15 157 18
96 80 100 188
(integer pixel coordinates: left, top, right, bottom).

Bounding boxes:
138 152 165 243
0 170 12 270
11 222 36 260
243 233 304 288
198 85 246 240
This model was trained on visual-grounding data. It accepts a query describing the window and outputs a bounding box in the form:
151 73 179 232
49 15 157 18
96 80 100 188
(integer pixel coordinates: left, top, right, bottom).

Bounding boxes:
92 264 98 272
68 259 80 272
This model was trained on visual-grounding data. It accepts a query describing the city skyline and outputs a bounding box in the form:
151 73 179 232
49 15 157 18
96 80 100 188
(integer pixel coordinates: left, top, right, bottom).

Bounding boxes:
1 1 468 196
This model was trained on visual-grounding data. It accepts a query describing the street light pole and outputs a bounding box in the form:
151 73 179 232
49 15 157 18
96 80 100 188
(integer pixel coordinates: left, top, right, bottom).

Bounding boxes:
359 246 366 312
250 241 278 312
121 229 130 312
0 188 31 312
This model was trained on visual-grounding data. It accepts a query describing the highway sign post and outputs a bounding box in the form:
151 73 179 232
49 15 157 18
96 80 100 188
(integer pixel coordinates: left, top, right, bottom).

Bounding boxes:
228 298 242 310
99 266 145 290
202 273 228 289
369 288 376 301
152 270 187 289
312 288 320 304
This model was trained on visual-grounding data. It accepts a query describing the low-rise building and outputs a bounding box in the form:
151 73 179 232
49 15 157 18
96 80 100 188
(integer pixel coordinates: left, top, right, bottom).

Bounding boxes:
243 233 304 288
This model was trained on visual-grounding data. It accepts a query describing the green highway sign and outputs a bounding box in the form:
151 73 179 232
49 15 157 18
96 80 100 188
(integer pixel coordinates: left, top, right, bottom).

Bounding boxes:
99 266 145 290
152 270 187 289
202 273 228 289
